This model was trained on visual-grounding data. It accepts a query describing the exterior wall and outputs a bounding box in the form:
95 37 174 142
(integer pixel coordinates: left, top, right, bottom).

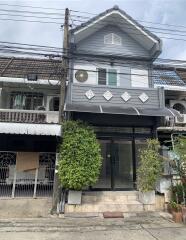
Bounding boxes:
76 25 150 58
0 198 52 218
69 83 163 109
73 60 149 88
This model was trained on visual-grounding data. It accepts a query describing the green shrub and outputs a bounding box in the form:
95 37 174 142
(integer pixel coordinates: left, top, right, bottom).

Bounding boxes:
137 139 162 192
173 136 186 181
58 121 102 190
170 183 186 204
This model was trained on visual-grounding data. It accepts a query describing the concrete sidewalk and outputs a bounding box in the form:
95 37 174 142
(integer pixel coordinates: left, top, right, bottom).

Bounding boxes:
0 212 185 240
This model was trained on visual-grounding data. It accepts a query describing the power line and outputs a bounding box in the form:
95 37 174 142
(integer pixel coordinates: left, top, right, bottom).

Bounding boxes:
2 3 186 33
70 9 186 30
70 17 186 40
0 8 65 17
2 40 186 68
0 17 62 24
0 3 66 11
71 17 186 35
0 41 62 50
0 13 64 21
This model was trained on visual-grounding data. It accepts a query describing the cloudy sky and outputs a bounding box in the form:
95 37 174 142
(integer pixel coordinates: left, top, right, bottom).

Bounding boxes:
1 0 186 60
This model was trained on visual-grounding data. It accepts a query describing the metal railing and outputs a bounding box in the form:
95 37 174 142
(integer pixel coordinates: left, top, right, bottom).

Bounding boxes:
0 109 59 124
0 152 56 198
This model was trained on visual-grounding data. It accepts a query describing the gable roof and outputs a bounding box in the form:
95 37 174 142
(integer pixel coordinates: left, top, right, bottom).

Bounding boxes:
153 69 185 87
71 6 162 58
0 56 62 80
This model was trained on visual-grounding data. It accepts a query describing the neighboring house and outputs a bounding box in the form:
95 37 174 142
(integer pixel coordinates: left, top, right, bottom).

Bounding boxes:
154 66 186 145
0 57 61 198
65 6 178 192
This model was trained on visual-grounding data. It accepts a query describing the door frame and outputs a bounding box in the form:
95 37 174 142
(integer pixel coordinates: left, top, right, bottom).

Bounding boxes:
111 138 134 190
90 131 151 191
91 137 135 191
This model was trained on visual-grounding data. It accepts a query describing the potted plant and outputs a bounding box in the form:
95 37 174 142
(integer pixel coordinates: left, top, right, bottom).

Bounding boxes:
137 139 162 204
170 183 186 223
182 205 186 224
168 201 183 223
58 120 102 205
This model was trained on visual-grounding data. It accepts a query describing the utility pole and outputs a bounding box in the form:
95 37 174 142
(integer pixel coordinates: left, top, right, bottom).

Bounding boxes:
52 8 69 212
59 7 69 123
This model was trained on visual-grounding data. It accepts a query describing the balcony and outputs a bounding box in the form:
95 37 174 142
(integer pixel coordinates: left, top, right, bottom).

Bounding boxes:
0 109 59 124
65 83 170 117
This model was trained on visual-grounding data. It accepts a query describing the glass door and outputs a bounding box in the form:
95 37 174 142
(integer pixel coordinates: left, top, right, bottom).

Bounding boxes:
92 140 111 189
92 139 135 190
112 140 134 189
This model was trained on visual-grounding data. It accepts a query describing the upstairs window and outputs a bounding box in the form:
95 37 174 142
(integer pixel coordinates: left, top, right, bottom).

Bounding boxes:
10 92 43 110
104 33 122 45
108 69 117 86
98 68 117 86
98 68 106 85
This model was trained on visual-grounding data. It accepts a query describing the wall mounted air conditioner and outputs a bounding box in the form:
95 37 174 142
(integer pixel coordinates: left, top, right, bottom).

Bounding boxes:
169 100 186 109
169 100 186 124
175 114 186 124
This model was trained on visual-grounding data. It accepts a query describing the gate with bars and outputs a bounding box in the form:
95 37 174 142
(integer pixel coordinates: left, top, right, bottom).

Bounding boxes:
0 151 56 198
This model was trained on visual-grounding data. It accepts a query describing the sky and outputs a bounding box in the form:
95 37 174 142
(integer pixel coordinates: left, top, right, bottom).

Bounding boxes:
1 0 186 60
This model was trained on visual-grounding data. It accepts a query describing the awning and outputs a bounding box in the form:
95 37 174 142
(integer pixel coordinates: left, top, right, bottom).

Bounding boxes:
0 122 61 136
65 103 181 117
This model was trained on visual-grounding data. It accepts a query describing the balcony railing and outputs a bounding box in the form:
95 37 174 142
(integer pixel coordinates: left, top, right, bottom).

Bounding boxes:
67 83 164 109
0 109 59 124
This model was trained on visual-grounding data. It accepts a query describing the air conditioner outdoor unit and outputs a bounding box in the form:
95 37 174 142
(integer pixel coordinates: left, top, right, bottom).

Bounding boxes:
175 114 186 124
169 100 186 109
169 100 186 124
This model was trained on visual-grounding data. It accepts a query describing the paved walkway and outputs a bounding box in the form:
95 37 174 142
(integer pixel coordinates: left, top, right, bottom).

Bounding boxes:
0 212 185 240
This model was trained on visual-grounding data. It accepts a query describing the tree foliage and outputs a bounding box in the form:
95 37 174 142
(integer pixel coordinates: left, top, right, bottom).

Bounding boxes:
173 136 186 181
137 139 162 192
58 121 102 190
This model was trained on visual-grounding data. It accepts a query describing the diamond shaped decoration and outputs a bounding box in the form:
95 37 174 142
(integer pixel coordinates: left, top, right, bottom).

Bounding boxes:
139 92 149 103
103 90 113 101
121 92 131 102
85 89 95 100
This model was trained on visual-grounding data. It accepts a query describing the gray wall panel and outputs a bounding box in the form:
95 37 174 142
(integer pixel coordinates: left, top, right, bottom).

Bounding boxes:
76 25 150 58
70 83 163 109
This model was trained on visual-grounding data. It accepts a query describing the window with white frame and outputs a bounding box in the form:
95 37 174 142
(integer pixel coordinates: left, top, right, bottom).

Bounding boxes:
97 68 117 86
131 69 149 88
104 33 122 45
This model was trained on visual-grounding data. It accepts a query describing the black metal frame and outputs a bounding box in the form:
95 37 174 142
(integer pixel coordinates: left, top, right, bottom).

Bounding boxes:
90 127 153 191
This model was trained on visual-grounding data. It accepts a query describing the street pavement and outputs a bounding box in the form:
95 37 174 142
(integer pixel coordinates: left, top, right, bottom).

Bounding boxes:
0 212 185 240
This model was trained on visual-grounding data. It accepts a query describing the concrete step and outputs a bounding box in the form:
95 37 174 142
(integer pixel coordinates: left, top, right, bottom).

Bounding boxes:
83 191 139 197
81 191 139 204
65 202 144 213
82 195 138 203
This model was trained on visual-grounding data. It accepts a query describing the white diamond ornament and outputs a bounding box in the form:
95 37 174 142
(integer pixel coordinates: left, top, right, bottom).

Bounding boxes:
139 92 149 103
103 90 113 101
85 89 95 99
121 92 131 102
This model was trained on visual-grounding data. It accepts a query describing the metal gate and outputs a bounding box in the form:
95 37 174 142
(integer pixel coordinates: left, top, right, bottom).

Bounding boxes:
0 152 56 198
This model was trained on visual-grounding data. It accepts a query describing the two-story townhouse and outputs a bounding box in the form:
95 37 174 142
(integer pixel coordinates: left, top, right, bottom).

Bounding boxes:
0 6 182 214
64 6 179 196
154 66 186 144
0 57 61 198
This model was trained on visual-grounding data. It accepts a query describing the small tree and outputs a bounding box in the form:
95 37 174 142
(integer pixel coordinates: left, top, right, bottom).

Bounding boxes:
137 139 162 192
58 120 102 190
173 136 186 183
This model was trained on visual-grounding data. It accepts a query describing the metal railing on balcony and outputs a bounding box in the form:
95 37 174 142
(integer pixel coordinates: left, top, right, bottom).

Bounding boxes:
0 109 59 124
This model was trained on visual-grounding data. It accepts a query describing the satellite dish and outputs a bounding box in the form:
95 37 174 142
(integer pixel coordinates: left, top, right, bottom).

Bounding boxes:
75 70 88 82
